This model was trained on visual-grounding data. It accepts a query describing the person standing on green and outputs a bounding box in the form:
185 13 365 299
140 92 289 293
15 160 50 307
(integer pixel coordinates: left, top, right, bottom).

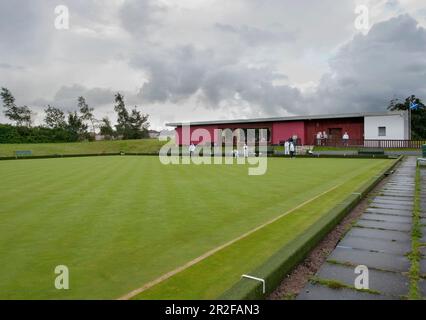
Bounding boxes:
289 141 295 158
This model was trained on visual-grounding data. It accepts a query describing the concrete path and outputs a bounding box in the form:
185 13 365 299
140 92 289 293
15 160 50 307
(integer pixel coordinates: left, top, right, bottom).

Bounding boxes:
298 157 420 300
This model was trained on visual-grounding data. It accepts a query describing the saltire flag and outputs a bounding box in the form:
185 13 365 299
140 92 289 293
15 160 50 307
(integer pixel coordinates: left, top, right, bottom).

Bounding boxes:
410 101 419 110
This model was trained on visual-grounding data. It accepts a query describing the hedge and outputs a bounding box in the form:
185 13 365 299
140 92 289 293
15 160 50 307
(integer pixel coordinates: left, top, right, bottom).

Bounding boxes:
0 124 80 143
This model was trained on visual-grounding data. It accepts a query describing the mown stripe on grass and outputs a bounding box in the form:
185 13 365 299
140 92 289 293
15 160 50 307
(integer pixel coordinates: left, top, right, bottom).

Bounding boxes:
117 182 344 300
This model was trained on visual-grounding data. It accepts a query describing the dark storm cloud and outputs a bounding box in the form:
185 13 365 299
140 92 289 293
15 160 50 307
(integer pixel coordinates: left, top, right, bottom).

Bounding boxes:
132 44 300 114
1 0 426 127
308 14 426 114
133 14 426 116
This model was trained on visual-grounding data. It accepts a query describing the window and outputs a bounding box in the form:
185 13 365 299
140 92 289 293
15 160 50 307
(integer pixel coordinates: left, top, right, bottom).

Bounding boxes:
378 126 386 137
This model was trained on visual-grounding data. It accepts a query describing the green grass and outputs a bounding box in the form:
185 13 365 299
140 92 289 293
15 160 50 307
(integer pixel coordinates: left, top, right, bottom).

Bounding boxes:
408 165 422 300
313 146 420 152
0 156 393 299
0 139 166 157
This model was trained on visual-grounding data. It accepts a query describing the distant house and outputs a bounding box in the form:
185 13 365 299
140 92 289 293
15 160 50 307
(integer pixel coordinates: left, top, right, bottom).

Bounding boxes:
148 130 160 139
95 134 106 141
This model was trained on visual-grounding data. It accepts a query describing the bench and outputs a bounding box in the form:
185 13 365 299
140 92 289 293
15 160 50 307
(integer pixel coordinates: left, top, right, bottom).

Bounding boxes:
15 150 32 158
358 148 385 155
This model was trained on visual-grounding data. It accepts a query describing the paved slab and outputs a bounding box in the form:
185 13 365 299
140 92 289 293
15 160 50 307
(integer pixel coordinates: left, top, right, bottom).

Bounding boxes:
365 207 412 216
370 203 413 211
383 187 414 194
297 158 416 300
338 236 410 255
361 213 412 223
421 201 426 210
297 283 395 300
328 246 410 273
371 198 413 206
369 203 413 210
380 192 413 198
373 197 413 204
420 259 426 276
316 262 408 297
348 227 410 242
421 228 426 243
419 279 426 299
382 186 414 191
386 182 414 186
383 185 414 189
356 219 412 232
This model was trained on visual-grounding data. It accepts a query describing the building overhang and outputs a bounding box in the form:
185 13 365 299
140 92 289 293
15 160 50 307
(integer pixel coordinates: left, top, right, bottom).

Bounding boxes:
166 111 406 127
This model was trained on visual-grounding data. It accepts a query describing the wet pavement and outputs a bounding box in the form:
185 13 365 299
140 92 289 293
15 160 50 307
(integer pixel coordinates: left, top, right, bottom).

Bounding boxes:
297 157 424 300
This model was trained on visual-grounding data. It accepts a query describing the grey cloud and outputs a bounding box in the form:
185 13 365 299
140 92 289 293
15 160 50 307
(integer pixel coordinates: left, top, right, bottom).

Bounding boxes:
2 1 426 128
119 0 167 37
309 14 426 114
0 1 53 63
0 63 25 70
134 14 426 118
132 44 298 114
33 85 116 111
214 23 297 46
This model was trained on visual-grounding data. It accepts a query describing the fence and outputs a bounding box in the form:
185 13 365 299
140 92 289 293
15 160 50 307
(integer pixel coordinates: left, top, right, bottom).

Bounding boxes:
313 137 426 149
363 140 426 149
313 138 363 148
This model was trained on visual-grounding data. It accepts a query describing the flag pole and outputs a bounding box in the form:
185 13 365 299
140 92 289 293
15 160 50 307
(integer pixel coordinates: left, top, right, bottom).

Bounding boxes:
409 106 411 140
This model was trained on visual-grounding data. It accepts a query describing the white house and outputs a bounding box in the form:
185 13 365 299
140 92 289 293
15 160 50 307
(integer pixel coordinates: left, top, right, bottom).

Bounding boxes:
364 111 410 140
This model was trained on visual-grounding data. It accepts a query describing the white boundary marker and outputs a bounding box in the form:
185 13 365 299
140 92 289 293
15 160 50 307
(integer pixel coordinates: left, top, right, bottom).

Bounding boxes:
117 182 344 300
241 274 265 294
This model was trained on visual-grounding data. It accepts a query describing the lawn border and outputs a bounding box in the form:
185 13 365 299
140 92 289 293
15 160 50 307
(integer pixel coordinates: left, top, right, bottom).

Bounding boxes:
0 152 394 161
219 156 403 300
119 182 345 300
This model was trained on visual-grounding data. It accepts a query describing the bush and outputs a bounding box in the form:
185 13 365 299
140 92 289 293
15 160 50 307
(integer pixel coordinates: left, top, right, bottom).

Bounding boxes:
0 124 79 143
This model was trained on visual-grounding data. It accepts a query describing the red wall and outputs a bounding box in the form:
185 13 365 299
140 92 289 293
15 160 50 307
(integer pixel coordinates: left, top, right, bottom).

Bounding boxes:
304 118 364 145
175 125 219 145
272 121 305 144
175 122 273 145
174 117 364 145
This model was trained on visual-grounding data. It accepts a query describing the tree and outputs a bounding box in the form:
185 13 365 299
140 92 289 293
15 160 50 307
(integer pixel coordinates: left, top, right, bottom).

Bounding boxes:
99 117 114 139
1 87 32 127
387 95 426 139
67 111 88 141
78 96 96 134
44 105 66 129
114 93 130 138
113 93 149 140
128 107 149 139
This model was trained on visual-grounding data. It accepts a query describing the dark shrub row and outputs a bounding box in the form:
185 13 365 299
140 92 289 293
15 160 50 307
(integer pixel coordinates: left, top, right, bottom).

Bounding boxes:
0 124 83 143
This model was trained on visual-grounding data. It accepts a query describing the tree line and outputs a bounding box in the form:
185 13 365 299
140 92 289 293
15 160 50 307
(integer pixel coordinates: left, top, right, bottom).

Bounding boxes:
0 88 150 143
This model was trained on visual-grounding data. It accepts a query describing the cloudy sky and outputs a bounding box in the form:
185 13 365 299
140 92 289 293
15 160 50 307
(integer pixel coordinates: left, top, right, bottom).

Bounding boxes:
1 0 426 130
